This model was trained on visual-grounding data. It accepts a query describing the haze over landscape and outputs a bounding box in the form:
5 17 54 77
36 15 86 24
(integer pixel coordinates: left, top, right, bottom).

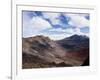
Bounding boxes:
22 11 89 68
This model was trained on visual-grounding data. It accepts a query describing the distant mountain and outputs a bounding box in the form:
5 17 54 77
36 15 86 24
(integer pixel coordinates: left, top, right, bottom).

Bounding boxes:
22 35 89 69
57 34 89 50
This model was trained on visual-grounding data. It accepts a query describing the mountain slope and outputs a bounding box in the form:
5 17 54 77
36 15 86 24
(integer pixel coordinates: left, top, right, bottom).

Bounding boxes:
57 34 89 50
57 34 89 63
22 35 89 69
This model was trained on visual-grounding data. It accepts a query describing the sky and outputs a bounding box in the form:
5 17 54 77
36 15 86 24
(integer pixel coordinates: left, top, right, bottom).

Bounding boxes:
22 10 90 40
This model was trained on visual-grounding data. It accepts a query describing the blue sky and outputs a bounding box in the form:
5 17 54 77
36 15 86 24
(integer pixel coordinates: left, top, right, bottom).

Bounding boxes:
22 10 90 40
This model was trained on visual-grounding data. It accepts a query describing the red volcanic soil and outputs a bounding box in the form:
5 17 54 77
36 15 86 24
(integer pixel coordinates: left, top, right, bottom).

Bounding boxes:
66 48 89 61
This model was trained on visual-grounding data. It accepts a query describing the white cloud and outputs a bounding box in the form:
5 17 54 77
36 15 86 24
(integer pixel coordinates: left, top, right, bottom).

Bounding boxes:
23 12 89 39
65 14 89 28
42 12 61 25
23 16 52 37
39 33 72 40
48 34 72 40
42 12 60 19
30 17 52 31
49 27 89 37
48 28 74 33
73 28 89 37
28 30 68 40
74 28 81 34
